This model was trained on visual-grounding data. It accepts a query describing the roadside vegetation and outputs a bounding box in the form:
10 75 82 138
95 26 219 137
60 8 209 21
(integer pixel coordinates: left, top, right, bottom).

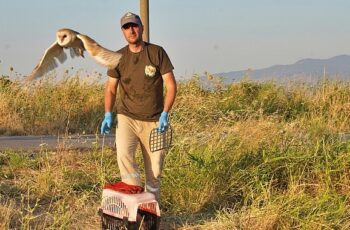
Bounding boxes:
1 74 350 229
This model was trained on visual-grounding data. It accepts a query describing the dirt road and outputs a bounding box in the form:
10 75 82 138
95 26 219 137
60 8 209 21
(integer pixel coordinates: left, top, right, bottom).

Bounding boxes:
0 134 115 151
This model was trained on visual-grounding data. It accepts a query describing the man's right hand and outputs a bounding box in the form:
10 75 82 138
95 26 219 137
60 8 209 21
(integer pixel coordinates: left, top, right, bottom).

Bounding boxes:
100 112 113 134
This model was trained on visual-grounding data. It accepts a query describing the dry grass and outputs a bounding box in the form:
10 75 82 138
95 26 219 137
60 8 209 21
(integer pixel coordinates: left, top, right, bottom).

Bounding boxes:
0 74 104 135
1 74 350 229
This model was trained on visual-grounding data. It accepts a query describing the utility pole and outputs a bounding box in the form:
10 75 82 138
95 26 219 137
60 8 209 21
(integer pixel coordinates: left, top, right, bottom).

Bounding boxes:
140 0 149 42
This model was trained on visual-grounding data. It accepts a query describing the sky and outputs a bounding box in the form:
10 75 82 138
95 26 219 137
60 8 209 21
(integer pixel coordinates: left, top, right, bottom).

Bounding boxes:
1 0 350 81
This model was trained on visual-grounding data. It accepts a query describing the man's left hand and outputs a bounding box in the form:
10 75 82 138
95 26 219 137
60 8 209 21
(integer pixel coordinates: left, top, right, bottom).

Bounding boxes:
158 111 169 133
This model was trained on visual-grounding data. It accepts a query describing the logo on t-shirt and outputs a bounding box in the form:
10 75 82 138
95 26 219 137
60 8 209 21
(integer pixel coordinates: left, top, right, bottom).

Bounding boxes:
145 65 156 77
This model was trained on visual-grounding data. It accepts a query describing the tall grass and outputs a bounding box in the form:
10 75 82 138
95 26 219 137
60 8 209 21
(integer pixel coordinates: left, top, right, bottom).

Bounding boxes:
0 75 104 135
1 74 350 229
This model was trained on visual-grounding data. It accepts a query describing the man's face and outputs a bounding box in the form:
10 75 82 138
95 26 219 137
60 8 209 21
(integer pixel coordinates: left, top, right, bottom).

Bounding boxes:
122 23 143 44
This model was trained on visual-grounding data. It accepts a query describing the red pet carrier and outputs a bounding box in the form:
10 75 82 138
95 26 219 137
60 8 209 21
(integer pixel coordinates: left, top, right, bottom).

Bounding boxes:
99 188 161 230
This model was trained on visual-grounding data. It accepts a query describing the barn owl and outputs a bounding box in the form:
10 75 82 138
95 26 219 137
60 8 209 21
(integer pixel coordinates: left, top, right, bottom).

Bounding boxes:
26 28 122 80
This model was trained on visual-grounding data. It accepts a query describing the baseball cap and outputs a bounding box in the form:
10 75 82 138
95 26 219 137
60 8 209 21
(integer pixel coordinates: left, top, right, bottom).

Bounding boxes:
120 12 142 28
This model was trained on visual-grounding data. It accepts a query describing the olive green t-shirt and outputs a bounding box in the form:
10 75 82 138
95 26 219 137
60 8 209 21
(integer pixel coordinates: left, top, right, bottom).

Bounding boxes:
107 43 174 121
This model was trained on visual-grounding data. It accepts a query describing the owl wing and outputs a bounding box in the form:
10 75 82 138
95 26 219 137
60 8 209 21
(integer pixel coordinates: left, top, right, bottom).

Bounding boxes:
77 34 122 69
26 42 67 81
69 47 79 58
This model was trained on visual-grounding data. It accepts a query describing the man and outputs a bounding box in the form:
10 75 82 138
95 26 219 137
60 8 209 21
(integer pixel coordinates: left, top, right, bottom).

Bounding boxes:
100 12 177 202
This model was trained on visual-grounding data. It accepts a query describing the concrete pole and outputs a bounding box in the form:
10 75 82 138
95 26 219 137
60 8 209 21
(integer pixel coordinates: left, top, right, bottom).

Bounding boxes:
140 0 149 42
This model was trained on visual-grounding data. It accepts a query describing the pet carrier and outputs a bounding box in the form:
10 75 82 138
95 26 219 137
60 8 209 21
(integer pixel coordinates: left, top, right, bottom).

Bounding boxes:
99 189 161 230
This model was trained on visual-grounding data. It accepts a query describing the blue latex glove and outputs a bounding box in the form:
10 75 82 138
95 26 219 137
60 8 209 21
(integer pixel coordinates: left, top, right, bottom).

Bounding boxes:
100 112 113 134
158 111 169 133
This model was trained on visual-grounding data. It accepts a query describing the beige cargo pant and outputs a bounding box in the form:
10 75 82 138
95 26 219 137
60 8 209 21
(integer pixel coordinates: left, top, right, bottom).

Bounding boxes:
115 114 165 201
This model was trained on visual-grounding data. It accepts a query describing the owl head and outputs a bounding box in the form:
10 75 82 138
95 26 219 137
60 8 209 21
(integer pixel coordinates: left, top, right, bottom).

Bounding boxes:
56 28 77 47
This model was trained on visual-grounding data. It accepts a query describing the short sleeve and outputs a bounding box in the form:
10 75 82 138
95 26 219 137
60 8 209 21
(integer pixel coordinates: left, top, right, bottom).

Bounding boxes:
159 47 174 75
106 68 120 79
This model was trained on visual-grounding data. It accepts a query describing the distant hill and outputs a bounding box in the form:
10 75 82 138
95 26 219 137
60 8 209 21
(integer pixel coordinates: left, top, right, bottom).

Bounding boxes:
215 55 350 83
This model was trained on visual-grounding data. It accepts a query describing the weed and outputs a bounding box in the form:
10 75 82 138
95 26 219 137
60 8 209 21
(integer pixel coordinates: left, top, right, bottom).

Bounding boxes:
1 74 350 228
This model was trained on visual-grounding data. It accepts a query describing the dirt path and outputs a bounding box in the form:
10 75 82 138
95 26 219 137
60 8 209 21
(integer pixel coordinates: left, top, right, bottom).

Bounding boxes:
0 134 115 151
